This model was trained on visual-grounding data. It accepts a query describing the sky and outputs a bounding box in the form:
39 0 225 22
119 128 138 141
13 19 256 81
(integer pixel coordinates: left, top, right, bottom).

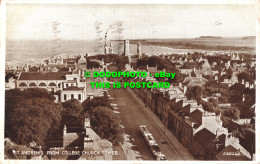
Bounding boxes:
6 3 256 40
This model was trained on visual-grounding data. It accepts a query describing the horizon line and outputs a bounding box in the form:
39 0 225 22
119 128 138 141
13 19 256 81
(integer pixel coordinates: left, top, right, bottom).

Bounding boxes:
6 36 256 41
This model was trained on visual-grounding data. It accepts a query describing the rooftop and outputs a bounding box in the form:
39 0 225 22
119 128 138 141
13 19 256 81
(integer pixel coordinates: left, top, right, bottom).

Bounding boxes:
194 128 216 148
216 145 250 161
19 72 71 80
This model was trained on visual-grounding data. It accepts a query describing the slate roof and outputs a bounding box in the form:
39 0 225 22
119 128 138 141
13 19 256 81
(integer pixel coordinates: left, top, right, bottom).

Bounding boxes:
194 128 216 147
216 145 250 161
171 99 183 112
179 104 191 115
19 72 71 80
189 109 203 124
227 119 240 133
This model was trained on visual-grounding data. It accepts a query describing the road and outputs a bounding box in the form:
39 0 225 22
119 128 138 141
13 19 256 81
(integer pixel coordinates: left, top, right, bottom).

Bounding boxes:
108 87 194 160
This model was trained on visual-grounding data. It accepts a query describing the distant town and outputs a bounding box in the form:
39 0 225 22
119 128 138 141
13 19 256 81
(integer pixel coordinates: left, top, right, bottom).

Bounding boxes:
4 38 256 161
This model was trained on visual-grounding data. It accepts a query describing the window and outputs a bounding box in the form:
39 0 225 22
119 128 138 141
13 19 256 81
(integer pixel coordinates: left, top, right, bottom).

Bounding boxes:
64 94 67 101
66 84 68 87
78 94 81 100
71 94 74 99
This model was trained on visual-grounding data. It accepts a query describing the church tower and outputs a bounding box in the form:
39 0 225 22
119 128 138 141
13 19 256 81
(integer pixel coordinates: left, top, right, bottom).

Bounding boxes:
137 42 141 58
124 40 129 56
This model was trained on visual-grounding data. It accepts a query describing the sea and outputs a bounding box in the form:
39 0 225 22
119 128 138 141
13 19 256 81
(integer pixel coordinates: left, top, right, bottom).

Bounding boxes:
5 39 254 67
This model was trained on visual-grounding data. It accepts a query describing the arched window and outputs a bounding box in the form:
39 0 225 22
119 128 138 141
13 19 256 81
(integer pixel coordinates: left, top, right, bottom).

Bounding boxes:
19 83 27 87
49 82 56 87
39 82 47 86
29 83 37 87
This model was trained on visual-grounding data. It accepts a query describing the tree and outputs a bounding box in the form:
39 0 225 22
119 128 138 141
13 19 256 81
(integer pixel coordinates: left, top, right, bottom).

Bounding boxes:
83 107 124 145
5 72 16 82
5 89 59 140
82 96 112 112
61 99 83 126
218 95 229 103
22 88 55 101
202 101 214 111
208 98 219 109
250 117 255 124
237 71 253 83
223 106 240 120
234 102 254 119
185 86 204 101
226 68 233 75
221 116 230 127
7 98 62 145
115 56 129 71
87 60 100 69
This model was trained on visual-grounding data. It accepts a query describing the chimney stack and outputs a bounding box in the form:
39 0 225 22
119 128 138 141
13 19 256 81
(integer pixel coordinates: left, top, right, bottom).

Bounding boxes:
124 40 129 56
179 83 182 88
84 135 94 149
84 118 91 129
184 86 187 94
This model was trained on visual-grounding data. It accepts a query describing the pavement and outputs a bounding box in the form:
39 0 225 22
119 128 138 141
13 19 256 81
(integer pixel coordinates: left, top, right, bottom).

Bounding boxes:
108 87 194 160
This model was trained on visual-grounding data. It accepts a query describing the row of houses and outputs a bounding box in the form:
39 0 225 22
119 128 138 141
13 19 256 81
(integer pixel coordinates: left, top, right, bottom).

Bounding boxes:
5 54 108 103
126 66 254 160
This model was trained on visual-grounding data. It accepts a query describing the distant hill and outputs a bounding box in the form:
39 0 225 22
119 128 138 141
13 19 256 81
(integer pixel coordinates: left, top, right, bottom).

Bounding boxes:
242 36 256 39
129 36 256 52
199 36 222 39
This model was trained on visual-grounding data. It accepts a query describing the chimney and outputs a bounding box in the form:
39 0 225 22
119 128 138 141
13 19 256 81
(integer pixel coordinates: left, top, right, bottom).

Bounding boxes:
84 135 94 149
84 118 91 137
84 118 91 129
184 86 187 94
245 82 249 88
179 83 182 88
63 125 67 135
63 125 67 147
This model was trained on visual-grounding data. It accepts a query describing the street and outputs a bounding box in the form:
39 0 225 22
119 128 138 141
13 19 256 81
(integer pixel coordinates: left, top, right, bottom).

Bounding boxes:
108 87 194 160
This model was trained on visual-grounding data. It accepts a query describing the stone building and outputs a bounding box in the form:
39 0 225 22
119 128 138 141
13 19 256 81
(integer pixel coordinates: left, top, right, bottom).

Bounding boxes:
16 71 86 102
49 118 113 160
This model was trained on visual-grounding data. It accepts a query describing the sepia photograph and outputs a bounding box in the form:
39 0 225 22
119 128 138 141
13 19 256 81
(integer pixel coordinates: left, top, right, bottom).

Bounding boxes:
1 0 258 162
